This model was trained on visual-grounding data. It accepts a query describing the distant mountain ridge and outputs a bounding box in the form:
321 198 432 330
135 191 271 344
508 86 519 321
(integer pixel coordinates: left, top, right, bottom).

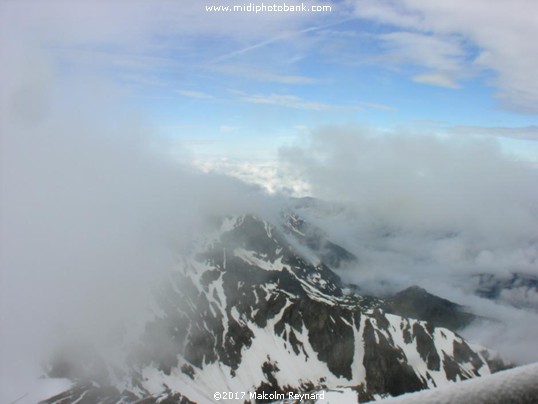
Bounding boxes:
471 272 538 311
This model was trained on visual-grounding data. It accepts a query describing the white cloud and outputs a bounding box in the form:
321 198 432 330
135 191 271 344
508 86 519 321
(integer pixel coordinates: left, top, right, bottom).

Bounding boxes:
280 125 538 363
350 0 424 29
0 19 283 401
379 31 467 88
193 158 311 196
351 0 538 112
280 126 538 278
0 0 335 96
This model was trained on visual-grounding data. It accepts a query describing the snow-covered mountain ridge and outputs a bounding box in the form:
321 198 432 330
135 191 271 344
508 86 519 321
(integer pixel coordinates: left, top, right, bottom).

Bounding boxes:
41 215 505 403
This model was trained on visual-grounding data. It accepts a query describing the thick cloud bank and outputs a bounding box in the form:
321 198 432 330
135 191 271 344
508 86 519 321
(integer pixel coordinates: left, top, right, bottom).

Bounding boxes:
0 37 277 404
281 126 538 279
281 126 538 362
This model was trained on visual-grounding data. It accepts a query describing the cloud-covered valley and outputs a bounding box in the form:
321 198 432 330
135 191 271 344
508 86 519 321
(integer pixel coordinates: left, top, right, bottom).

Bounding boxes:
280 125 538 363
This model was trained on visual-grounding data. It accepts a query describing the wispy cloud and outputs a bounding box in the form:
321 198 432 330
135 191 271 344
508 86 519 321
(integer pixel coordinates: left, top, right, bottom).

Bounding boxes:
450 125 538 141
176 90 214 99
378 31 468 89
235 91 361 111
413 73 461 89
219 125 239 133
350 0 538 112
211 34 288 63
359 101 396 111
211 15 353 63
209 64 317 85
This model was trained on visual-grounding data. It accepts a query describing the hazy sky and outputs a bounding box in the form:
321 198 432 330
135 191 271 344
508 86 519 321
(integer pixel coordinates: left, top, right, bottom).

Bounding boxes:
1 0 537 161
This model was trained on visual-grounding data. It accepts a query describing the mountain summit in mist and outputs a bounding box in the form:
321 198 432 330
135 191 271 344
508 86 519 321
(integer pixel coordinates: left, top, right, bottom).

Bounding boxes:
39 213 509 403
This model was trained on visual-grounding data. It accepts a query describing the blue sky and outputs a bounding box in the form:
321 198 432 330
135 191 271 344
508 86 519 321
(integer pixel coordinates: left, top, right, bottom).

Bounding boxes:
2 0 537 162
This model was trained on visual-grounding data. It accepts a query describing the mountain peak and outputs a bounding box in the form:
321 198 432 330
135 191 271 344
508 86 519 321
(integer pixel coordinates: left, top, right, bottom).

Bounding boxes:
383 285 475 331
40 216 506 403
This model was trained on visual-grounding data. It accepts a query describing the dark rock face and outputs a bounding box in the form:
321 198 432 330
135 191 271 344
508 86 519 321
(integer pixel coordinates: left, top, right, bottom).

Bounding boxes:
274 297 356 379
41 215 503 404
453 339 484 373
412 322 441 371
362 319 424 396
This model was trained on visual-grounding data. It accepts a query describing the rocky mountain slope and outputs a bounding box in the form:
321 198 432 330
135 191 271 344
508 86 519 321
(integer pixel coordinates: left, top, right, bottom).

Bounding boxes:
40 215 504 403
